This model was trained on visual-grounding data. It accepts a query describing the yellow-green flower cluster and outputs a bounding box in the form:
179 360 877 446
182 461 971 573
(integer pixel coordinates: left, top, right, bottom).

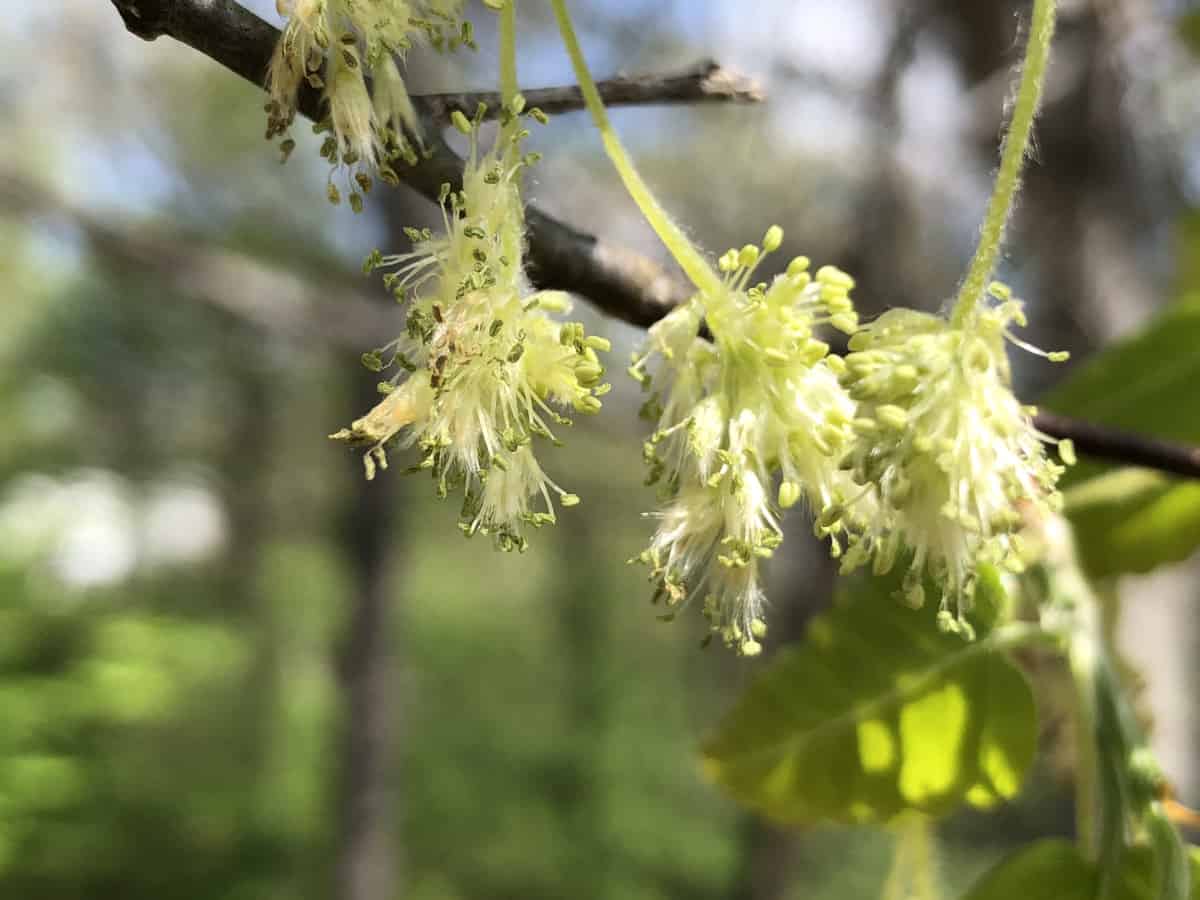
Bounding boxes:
266 0 473 209
331 108 608 551
834 283 1071 636
630 243 1073 650
538 0 1068 654
632 228 859 654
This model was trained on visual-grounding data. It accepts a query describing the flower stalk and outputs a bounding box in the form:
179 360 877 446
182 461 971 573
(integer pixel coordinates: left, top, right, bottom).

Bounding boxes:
331 4 608 550
952 0 1057 326
498 0 519 112
549 0 723 298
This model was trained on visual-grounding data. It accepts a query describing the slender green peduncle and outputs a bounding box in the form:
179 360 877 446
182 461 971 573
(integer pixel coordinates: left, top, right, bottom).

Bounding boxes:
499 0 518 113
549 0 723 298
883 814 942 900
952 0 1057 326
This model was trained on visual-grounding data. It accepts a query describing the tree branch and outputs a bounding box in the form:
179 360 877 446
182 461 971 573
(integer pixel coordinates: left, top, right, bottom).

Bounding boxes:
420 59 764 123
102 0 1200 481
106 0 703 324
1035 412 1200 481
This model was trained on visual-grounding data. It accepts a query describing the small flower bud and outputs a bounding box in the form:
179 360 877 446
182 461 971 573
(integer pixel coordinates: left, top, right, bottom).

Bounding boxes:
778 481 802 509
875 405 909 431
787 256 811 277
574 394 603 415
762 225 784 253
739 639 762 657
584 335 612 353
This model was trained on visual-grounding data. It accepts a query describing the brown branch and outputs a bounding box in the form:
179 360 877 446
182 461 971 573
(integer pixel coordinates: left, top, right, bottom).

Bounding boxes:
105 0 707 324
103 0 1200 481
420 59 764 123
1035 412 1200 480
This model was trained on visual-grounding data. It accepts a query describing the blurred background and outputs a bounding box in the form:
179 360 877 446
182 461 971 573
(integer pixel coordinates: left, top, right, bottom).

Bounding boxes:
0 1 1198 897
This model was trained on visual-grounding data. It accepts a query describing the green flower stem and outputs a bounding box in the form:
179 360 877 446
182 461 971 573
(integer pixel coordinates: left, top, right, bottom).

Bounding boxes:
1067 617 1127 890
1038 525 1126 877
549 0 723 298
883 813 941 900
1036 516 1189 898
951 0 1057 326
499 0 518 112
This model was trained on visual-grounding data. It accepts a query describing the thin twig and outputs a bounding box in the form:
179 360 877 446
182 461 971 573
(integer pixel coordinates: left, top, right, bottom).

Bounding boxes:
101 0 1200 481
104 0 708 326
421 59 763 123
1035 412 1200 480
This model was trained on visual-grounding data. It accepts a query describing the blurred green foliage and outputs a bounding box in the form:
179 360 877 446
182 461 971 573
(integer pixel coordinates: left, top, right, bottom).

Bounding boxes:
1047 290 1200 577
0 251 755 898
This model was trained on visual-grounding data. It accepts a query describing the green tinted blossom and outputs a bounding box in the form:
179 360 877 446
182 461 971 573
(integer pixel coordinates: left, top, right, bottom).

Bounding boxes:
266 0 471 206
331 115 606 550
639 469 777 657
632 229 861 653
837 284 1070 636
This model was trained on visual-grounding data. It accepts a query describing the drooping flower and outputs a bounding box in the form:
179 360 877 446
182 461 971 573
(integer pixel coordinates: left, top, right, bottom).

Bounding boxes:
266 0 473 207
632 228 862 652
637 409 784 656
836 283 1071 636
331 110 608 550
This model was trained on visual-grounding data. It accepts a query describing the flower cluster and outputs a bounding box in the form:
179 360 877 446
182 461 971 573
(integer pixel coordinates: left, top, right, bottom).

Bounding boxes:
331 106 609 551
266 0 474 210
631 228 860 654
631 242 1072 651
834 284 1071 636
253 0 1072 662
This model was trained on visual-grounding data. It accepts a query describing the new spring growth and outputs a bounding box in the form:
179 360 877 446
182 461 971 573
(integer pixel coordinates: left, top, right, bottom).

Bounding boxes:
330 104 609 551
820 0 1064 636
549 0 871 652
632 226 861 655
836 283 1071 637
266 0 474 211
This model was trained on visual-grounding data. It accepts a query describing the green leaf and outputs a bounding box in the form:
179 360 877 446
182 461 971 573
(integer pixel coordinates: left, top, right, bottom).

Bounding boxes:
1043 293 1200 576
963 840 1096 900
700 572 1037 824
1062 470 1200 578
963 840 1200 900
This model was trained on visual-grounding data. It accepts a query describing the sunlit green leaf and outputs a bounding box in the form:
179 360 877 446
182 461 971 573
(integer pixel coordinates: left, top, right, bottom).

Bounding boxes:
700 571 1036 824
1044 293 1200 576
